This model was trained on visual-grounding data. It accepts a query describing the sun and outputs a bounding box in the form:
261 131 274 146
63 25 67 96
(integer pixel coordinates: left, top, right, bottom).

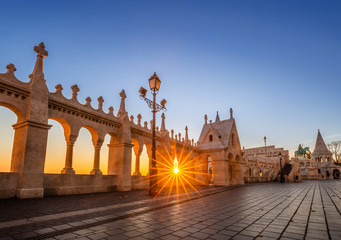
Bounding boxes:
139 141 211 199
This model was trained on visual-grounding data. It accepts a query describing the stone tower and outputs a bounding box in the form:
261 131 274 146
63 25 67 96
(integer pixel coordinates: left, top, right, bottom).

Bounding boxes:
312 129 333 163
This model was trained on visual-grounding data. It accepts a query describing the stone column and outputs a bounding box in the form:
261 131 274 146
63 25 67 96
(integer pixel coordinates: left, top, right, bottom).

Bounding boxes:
133 148 142 176
91 139 104 175
11 121 51 198
61 135 77 174
108 142 133 191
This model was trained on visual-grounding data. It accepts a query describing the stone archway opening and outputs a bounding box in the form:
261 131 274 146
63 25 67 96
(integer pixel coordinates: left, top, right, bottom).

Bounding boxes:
333 169 339 179
45 119 68 173
140 144 149 176
73 127 97 174
228 153 233 182
0 106 17 172
207 156 213 184
99 134 111 175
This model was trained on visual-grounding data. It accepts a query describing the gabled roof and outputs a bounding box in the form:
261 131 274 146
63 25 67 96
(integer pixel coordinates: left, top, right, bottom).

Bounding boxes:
312 130 332 155
197 118 234 150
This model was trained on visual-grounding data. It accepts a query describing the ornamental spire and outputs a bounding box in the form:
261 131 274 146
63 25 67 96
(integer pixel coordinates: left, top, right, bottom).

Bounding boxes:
215 111 220 122
117 89 127 117
230 108 233 119
185 126 189 142
160 113 166 133
31 42 48 81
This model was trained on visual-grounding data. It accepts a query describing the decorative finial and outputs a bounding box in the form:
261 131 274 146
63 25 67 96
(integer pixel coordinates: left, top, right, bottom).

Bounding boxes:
192 139 194 146
156 126 159 132
230 108 233 119
144 121 148 128
215 111 220 122
179 133 181 141
209 120 212 124
204 114 208 125
6 64 16 73
108 106 114 115
130 115 134 123
120 89 127 99
71 85 80 100
97 96 104 111
31 42 48 80
55 84 63 94
185 126 189 142
34 42 48 58
85 97 92 106
171 129 174 139
137 114 142 126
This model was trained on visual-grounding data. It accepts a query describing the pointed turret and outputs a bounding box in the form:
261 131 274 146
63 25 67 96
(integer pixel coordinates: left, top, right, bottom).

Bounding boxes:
215 111 220 122
313 129 331 155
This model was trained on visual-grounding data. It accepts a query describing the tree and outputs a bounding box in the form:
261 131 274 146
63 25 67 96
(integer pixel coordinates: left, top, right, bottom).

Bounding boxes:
327 141 341 164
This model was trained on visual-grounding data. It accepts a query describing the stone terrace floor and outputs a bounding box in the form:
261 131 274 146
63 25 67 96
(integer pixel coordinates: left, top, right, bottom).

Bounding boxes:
0 180 340 240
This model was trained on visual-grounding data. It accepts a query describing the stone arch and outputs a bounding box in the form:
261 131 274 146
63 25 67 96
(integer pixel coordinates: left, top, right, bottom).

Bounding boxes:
73 126 99 174
0 106 17 172
0 102 25 123
227 152 233 182
333 169 340 179
139 144 150 176
131 138 142 176
207 155 214 184
49 117 71 141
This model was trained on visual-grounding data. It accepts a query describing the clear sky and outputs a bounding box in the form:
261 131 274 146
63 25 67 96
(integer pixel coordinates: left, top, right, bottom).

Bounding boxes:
0 0 340 173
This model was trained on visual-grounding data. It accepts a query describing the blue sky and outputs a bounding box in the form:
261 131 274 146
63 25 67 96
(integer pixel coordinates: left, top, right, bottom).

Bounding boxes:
0 0 340 159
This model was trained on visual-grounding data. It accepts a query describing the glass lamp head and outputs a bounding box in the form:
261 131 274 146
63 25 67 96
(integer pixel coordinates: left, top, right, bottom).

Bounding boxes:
149 72 161 91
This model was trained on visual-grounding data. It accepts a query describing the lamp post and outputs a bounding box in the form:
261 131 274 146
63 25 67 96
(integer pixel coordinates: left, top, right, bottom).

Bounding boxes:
264 136 267 147
279 152 284 183
139 72 167 196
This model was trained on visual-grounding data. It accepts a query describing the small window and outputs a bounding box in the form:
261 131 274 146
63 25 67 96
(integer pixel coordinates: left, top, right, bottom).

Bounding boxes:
209 135 213 142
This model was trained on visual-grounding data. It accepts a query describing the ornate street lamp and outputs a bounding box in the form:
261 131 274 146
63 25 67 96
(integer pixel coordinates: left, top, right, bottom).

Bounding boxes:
139 72 167 196
279 152 284 183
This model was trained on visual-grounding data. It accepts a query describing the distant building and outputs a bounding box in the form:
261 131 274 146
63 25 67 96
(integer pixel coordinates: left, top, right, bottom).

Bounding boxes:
243 145 301 183
300 130 340 179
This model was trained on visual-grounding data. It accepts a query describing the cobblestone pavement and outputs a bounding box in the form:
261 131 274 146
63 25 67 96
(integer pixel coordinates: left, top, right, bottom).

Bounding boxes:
0 180 340 240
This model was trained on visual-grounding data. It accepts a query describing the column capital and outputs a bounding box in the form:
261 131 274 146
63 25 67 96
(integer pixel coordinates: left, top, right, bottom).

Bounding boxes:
13 120 52 130
108 142 134 148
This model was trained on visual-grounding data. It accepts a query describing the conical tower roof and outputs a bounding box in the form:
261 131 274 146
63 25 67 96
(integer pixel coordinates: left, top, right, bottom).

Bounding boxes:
312 129 332 155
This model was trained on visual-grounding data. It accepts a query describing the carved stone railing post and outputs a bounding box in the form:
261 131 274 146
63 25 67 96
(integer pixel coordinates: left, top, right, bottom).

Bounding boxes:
91 139 104 175
137 114 142 126
11 42 52 199
61 134 78 174
108 142 133 191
